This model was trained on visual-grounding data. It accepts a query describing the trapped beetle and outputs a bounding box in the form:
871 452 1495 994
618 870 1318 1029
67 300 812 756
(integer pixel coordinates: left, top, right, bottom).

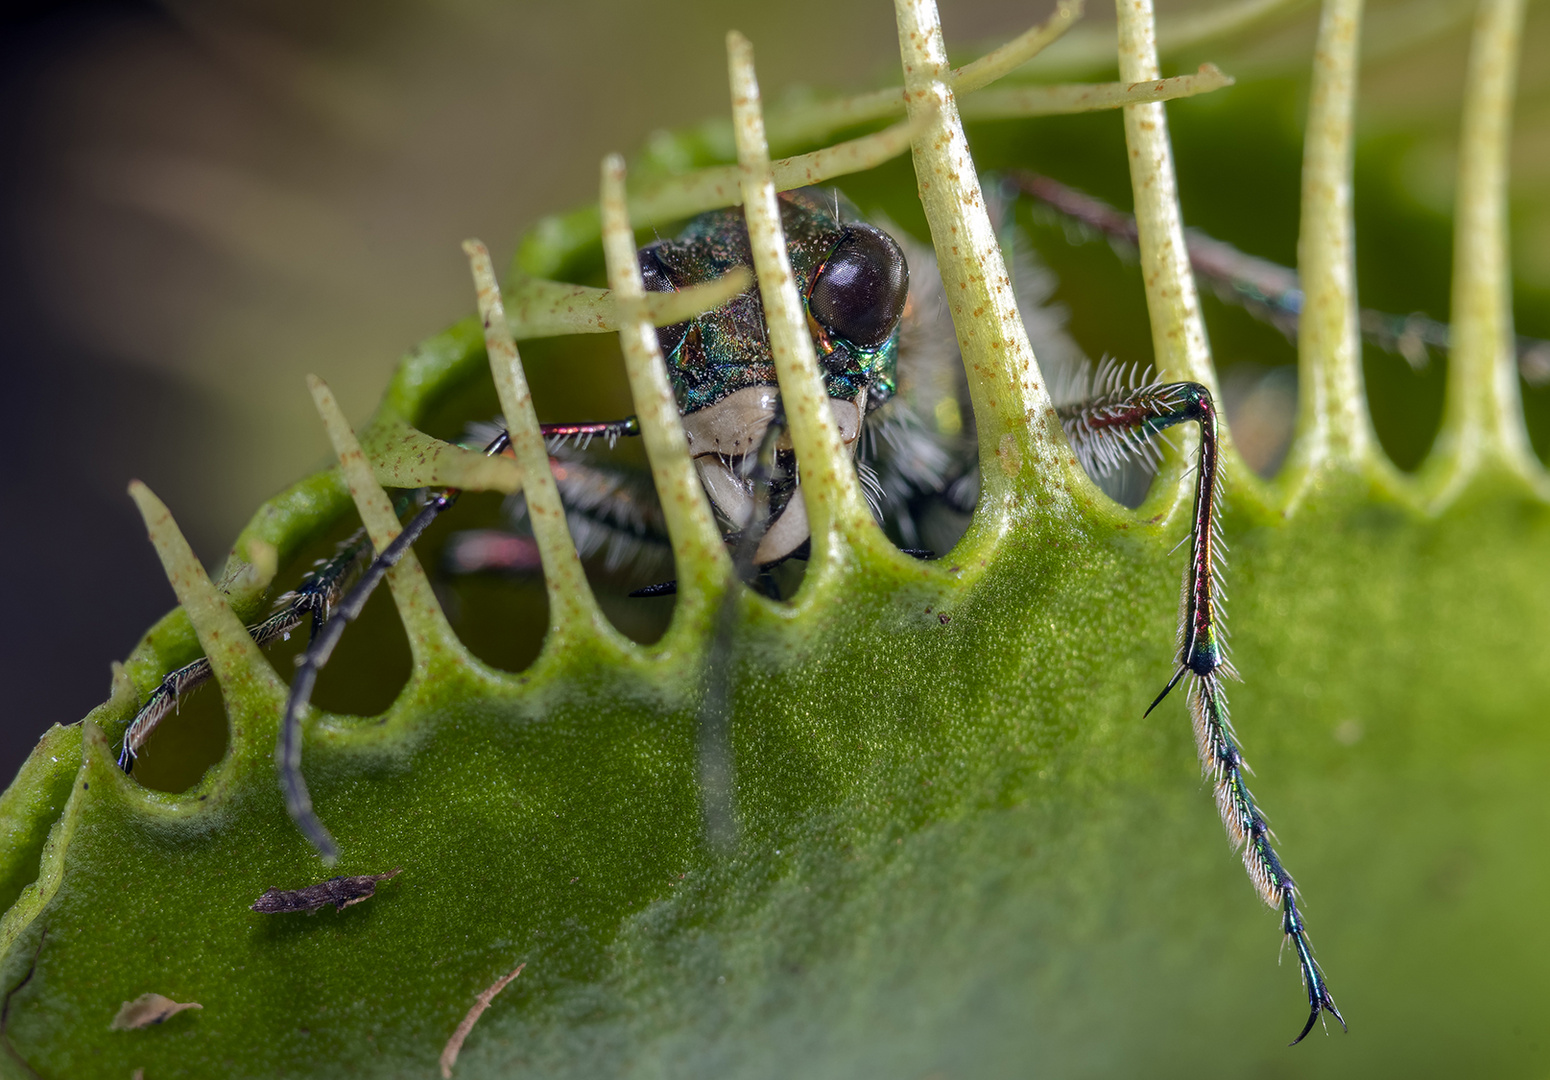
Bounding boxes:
445 189 979 591
25 0 1549 1061
118 185 1340 1043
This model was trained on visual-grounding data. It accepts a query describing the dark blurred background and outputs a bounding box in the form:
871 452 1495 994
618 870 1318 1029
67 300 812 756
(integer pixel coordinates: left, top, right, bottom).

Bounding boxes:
1 0 1546 784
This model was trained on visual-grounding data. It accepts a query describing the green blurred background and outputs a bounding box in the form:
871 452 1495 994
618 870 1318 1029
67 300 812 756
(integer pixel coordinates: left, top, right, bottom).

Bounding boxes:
0 0 1547 788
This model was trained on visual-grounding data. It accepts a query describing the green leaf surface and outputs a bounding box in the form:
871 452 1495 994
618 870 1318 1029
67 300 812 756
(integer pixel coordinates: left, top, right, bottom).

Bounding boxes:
3 475 1547 1078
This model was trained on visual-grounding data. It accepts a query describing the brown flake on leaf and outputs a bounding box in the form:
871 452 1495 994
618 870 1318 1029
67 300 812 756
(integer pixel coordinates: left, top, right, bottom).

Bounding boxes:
439 964 525 1079
250 868 402 914
109 994 202 1030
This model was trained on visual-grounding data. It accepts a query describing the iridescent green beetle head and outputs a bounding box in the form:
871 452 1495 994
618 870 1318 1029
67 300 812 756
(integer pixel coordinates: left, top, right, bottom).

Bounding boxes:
637 190 909 564
638 189 908 416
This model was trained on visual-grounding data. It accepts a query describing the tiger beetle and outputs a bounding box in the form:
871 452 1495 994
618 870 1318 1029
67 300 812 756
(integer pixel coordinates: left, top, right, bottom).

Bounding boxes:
118 186 1341 1044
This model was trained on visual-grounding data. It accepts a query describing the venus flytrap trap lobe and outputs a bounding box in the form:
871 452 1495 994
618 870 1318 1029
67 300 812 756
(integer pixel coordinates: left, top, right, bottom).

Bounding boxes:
237 0 1285 1018
207 0 1310 1033
2 0 1544 1070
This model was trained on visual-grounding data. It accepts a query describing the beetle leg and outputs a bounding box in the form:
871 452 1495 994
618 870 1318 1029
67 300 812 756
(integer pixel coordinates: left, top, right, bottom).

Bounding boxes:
540 416 642 452
1058 372 1343 1044
447 454 672 581
117 529 373 772
277 427 508 857
276 414 649 853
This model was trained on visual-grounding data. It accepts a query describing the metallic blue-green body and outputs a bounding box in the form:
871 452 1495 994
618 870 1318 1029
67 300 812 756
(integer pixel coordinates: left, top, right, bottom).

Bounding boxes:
645 190 899 414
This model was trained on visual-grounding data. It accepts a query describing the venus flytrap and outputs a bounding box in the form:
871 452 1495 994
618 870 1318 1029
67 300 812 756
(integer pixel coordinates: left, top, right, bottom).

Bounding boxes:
0 0 1542 1074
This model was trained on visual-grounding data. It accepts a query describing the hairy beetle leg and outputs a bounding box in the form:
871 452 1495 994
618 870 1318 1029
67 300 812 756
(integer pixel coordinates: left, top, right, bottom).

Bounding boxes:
117 531 374 771
1058 374 1342 1044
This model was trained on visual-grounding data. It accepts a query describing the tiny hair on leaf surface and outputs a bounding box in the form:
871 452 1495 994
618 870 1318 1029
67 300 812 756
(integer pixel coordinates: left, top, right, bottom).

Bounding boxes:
0 0 1548 1076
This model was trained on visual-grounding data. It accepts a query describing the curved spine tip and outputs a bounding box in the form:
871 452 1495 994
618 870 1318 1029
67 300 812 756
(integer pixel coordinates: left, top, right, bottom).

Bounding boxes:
629 119 923 231
366 420 524 495
952 0 1084 95
961 62 1235 122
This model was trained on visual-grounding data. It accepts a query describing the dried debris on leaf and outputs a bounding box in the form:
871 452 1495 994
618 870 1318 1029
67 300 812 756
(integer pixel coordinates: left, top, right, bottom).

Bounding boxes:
250 868 402 914
110 994 201 1031
439 964 525 1079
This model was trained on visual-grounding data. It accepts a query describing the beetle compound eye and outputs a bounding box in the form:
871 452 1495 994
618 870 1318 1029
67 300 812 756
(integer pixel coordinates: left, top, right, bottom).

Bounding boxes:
639 245 689 358
807 223 909 351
